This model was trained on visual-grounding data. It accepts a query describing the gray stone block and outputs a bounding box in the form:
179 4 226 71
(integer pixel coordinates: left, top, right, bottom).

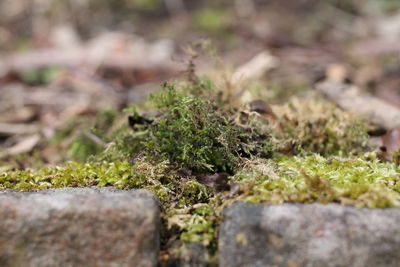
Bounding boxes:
0 187 160 267
219 202 400 267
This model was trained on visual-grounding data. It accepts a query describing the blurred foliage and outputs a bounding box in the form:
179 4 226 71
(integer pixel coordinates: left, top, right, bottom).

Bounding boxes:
19 67 61 85
192 7 231 33
126 0 162 12
1 0 398 48
51 109 120 162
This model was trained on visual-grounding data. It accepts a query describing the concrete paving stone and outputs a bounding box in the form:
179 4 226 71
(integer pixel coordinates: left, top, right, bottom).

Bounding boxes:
219 202 400 267
0 187 160 267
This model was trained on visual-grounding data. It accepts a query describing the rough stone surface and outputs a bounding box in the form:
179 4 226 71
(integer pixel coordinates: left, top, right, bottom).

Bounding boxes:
163 242 210 267
219 202 400 267
180 242 210 267
0 187 160 267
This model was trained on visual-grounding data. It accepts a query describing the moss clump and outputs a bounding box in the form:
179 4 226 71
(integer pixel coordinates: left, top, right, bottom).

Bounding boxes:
140 83 273 173
102 82 274 174
275 96 369 156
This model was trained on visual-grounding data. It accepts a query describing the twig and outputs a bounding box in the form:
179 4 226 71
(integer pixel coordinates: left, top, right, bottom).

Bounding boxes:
82 131 107 147
0 134 41 159
233 51 279 83
0 47 178 77
230 51 279 103
350 38 400 57
0 123 40 135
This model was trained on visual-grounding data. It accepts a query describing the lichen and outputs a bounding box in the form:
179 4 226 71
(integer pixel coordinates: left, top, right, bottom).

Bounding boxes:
235 233 248 246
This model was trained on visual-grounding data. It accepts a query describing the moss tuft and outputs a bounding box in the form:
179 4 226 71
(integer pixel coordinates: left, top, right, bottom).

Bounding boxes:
127 82 274 173
275 96 369 156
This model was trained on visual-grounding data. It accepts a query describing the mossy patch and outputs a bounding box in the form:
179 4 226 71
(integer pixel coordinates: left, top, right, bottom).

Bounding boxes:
230 153 400 208
274 96 370 156
0 72 395 264
2 151 400 264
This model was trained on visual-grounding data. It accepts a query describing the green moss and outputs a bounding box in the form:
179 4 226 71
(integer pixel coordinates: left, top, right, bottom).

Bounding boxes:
231 153 400 208
126 82 274 173
0 155 221 253
3 150 399 262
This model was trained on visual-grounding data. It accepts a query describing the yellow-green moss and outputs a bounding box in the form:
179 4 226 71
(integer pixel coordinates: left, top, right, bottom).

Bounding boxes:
231 153 400 208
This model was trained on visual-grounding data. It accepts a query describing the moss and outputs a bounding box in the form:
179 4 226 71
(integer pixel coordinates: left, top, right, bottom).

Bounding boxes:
1 71 396 264
230 153 400 208
125 82 274 173
274 96 369 156
2 151 400 258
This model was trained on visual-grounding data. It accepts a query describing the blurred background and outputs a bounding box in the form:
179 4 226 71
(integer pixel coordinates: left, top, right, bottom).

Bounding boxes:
0 0 399 167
